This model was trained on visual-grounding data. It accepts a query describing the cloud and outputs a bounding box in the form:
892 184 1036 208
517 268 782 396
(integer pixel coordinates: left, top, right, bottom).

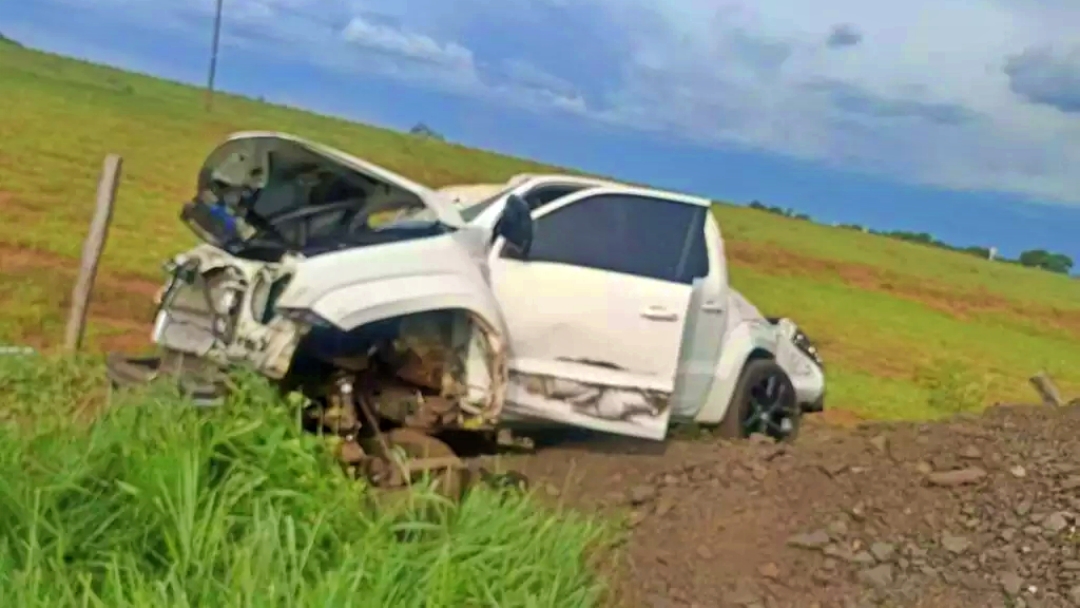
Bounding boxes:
32 0 588 112
573 0 1080 203
804 80 976 125
1004 45 1080 113
26 0 1080 204
826 23 863 48
496 59 578 98
340 16 474 71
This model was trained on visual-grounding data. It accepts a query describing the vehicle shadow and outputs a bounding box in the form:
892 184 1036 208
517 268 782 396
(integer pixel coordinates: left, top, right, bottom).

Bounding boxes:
438 427 671 458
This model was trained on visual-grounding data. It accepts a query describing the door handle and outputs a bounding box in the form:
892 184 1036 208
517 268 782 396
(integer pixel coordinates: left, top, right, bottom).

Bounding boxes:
701 301 724 313
641 306 678 322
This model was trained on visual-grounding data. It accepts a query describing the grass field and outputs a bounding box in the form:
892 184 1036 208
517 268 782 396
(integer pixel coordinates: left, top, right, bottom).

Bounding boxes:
3 42 1080 421
0 356 608 606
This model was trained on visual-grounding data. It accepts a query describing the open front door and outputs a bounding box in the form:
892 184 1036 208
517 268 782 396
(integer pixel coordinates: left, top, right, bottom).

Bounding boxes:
487 189 711 440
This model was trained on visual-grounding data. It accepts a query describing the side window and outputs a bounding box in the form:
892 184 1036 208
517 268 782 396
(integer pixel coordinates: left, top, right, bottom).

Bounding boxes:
522 185 589 212
511 194 710 284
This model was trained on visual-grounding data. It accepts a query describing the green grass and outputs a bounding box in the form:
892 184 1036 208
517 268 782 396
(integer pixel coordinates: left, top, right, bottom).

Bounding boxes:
3 43 1080 418
0 356 609 607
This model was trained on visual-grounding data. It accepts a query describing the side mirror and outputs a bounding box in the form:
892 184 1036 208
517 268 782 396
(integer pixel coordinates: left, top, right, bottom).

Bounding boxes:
493 194 533 259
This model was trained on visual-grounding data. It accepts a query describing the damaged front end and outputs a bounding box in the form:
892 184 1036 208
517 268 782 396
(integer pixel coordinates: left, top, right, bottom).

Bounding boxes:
151 245 304 379
108 132 521 496
106 244 303 404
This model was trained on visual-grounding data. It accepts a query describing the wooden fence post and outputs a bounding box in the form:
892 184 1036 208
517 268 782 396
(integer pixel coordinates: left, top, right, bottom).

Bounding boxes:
1029 371 1064 408
63 154 123 353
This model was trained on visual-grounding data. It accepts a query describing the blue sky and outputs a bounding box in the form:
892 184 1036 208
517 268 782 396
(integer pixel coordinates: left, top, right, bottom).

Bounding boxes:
4 0 1080 264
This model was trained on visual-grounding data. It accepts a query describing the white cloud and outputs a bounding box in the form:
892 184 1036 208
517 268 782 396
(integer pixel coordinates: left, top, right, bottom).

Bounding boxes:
33 0 1080 203
340 16 474 71
39 0 588 112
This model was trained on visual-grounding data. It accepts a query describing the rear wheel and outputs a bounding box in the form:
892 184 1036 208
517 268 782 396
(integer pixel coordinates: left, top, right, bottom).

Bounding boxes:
717 359 801 442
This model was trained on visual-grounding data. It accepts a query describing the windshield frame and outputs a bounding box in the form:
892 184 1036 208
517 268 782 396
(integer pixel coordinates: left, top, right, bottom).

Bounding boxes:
457 184 517 222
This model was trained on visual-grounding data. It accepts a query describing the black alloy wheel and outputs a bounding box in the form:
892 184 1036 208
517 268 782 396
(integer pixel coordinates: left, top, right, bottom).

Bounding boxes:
718 359 801 442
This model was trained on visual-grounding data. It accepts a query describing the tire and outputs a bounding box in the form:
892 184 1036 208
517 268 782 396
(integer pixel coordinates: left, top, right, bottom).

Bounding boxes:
716 358 801 442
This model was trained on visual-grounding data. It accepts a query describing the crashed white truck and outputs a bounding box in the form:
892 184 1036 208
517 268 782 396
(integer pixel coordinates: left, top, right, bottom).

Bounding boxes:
107 132 826 488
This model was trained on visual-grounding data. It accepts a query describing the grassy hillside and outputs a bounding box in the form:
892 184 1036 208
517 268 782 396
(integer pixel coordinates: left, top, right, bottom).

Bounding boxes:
3 43 1079 420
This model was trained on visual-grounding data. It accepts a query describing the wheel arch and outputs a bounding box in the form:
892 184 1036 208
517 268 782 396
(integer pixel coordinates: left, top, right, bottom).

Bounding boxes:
692 322 780 425
280 275 509 422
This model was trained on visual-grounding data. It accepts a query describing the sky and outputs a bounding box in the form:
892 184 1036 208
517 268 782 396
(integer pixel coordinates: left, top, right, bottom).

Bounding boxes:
4 0 1080 264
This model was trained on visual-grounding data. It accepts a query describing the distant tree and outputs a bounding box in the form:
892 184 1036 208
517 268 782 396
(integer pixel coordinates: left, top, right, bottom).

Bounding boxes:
0 31 22 47
1018 249 1074 274
960 245 992 259
747 200 811 221
409 122 445 141
742 197 1071 275
883 230 939 246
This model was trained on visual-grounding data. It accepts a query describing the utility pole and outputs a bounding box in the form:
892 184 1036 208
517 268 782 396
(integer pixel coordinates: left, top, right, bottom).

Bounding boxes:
205 0 224 112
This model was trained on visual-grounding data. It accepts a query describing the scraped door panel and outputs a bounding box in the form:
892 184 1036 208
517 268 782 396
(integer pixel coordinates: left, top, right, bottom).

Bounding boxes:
489 191 708 440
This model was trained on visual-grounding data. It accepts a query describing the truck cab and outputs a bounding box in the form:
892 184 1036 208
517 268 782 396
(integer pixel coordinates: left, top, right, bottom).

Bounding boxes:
440 174 826 438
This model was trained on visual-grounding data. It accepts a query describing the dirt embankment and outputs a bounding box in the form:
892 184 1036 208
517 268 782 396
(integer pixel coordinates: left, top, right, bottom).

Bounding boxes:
496 405 1080 607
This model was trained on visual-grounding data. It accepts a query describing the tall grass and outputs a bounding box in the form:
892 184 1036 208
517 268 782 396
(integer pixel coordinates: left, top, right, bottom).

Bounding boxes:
0 356 608 607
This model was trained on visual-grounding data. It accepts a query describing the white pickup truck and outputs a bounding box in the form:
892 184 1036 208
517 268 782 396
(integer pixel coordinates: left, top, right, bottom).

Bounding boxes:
110 132 825 450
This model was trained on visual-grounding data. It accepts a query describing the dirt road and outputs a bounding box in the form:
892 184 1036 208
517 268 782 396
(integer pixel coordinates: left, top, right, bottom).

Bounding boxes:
490 404 1080 607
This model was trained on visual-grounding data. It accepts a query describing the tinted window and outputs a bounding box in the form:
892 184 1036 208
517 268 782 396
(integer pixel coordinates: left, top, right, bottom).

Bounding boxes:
514 194 709 284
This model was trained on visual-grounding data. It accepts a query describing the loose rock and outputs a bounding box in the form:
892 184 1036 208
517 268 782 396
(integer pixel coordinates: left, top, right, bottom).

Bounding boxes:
928 467 987 487
1043 512 1069 534
999 572 1022 597
870 542 895 563
959 445 983 460
941 532 972 555
851 551 876 566
857 564 894 589
629 484 658 505
788 530 832 550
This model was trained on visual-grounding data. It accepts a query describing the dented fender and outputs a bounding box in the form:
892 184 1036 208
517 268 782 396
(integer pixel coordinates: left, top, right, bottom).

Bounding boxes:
691 320 780 426
304 274 505 336
296 273 510 422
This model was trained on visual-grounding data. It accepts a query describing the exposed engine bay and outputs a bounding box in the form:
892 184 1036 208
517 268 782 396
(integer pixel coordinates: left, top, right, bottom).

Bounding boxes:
181 133 449 264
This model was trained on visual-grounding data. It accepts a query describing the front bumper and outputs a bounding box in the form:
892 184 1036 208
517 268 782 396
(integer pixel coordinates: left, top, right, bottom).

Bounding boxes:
802 390 825 413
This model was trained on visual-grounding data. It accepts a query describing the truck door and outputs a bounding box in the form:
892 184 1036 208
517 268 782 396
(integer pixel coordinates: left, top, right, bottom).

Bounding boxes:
487 189 709 440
